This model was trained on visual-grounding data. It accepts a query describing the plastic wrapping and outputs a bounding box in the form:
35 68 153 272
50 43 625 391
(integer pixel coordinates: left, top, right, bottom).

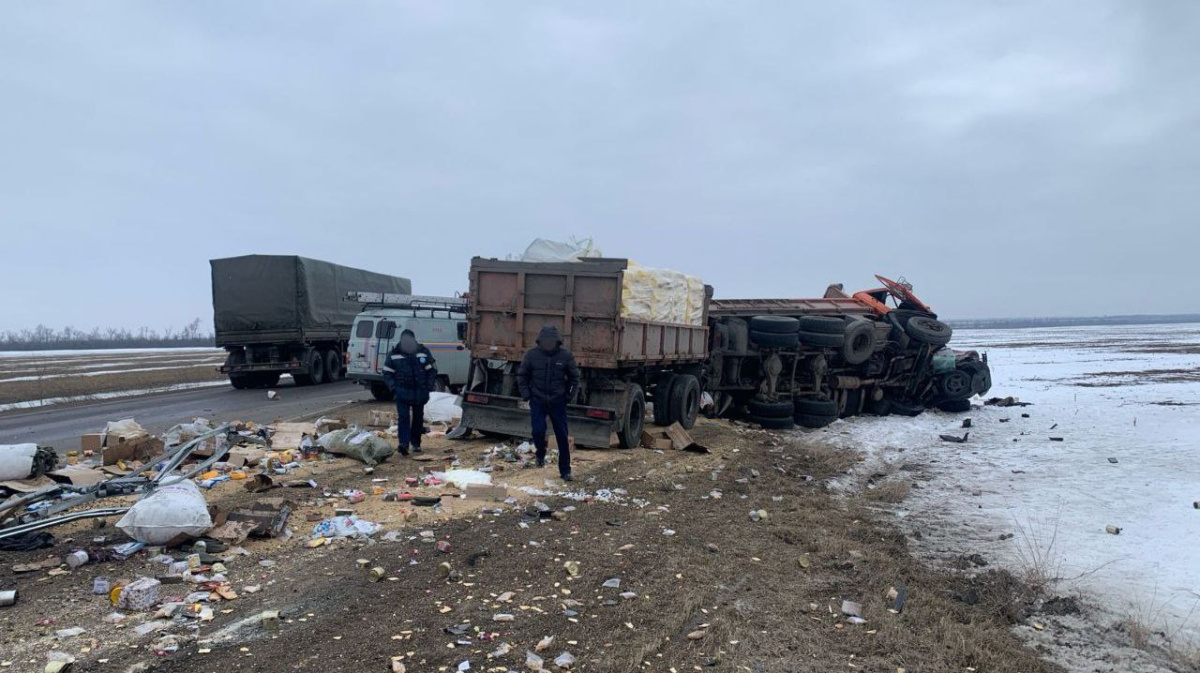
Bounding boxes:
425 392 463 423
0 443 39 481
519 238 602 263
163 418 215 447
317 428 395 465
621 263 706 326
312 515 381 539
430 469 493 488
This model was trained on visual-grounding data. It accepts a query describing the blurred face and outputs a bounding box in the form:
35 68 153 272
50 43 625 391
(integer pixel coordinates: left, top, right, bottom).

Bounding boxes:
538 338 556 353
400 334 418 354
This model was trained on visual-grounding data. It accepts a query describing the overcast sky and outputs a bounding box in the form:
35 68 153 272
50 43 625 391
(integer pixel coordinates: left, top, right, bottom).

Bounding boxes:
2 1 1197 332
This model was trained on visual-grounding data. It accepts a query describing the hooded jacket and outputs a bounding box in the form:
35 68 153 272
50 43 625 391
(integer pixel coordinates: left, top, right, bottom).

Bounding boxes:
517 325 581 403
383 341 438 404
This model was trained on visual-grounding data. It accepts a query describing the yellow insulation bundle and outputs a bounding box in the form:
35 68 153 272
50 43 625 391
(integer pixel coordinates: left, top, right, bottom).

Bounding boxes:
620 262 706 326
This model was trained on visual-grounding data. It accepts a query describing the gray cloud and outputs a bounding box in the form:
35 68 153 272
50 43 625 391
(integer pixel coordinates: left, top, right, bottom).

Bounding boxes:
2 1 1197 331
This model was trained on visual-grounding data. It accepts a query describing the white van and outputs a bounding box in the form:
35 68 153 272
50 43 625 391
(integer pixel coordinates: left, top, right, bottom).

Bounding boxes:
345 296 470 401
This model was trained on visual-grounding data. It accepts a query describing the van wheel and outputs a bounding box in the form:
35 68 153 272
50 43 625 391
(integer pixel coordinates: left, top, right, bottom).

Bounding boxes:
370 382 395 401
618 384 646 449
669 375 701 429
324 351 342 382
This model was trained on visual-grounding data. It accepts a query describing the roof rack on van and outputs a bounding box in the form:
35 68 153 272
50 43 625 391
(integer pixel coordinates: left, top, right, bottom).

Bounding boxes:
347 292 468 311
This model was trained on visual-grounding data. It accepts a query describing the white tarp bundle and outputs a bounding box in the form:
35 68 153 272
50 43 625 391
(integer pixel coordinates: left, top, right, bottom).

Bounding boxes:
621 262 706 326
519 238 602 263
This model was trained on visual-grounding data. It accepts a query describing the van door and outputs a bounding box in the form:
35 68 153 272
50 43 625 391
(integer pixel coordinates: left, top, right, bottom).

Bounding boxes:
374 318 399 375
347 317 377 378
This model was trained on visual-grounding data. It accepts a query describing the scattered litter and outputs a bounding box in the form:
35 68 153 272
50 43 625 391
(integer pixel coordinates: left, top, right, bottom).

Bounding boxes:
1108 457 1119 464
312 515 382 539
939 433 969 443
554 651 576 669
526 651 544 669
1106 525 1122 535
841 600 863 617
602 578 621 589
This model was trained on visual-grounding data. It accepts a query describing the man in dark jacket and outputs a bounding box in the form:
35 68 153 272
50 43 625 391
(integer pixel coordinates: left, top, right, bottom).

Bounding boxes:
517 325 581 480
382 329 438 456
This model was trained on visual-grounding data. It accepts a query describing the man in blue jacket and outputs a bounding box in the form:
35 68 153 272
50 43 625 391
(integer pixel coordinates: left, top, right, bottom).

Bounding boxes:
382 329 438 457
518 325 581 481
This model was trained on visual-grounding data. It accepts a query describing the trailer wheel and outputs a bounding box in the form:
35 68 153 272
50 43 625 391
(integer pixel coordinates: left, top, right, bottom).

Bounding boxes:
795 414 837 429
798 316 846 334
904 317 953 347
746 398 794 419
938 369 972 400
798 331 843 348
669 375 701 429
324 350 343 382
841 320 876 365
749 316 800 334
750 330 800 349
618 384 646 449
370 382 395 401
652 374 678 426
749 414 795 430
794 397 839 417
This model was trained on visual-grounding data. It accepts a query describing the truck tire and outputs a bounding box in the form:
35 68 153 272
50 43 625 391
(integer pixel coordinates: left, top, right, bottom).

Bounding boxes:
938 369 972 400
798 331 843 348
749 316 800 334
370 382 395 401
669 375 701 429
618 384 646 449
229 374 250 390
750 330 799 349
841 320 876 365
865 398 892 416
652 374 678 426
795 414 837 429
959 360 992 396
937 398 972 413
749 414 795 430
904 317 953 347
747 398 794 419
324 350 342 382
886 309 930 326
310 353 327 385
798 316 846 334
889 400 925 417
793 397 839 417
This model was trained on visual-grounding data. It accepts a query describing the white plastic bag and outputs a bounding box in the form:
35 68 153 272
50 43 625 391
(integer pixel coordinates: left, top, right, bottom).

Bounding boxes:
117 480 212 544
162 418 214 447
425 392 463 423
0 443 37 481
105 418 147 439
430 469 493 489
519 238 602 263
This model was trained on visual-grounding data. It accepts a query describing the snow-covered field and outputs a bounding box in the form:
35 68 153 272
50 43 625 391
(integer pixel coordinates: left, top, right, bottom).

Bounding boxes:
821 323 1200 661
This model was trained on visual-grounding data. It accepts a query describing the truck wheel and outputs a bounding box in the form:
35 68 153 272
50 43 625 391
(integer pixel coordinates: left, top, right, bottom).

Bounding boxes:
749 316 800 334
841 320 876 365
229 374 250 390
618 384 646 449
959 361 992 396
255 373 281 388
904 317 953 347
750 330 799 349
749 415 795 430
889 400 925 417
798 316 846 334
669 375 701 429
937 398 972 413
795 414 836 429
798 331 843 348
324 350 342 382
308 353 327 385
865 398 892 416
938 369 972 400
370 382 395 401
652 374 678 426
886 309 930 326
794 397 839 417
746 398 794 419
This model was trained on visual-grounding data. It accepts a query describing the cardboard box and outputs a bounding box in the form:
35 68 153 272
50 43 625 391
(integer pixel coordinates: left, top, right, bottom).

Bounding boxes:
463 483 510 502
225 448 267 469
48 466 107 486
81 433 104 453
103 436 165 466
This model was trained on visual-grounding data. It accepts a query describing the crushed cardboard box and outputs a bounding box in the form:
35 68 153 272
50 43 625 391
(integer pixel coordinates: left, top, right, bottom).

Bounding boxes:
642 423 709 453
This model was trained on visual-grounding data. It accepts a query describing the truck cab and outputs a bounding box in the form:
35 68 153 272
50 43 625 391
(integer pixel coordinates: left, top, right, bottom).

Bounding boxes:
344 294 470 401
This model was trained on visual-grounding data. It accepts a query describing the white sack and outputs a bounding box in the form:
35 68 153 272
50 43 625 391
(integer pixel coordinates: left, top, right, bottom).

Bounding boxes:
117 480 212 544
425 392 463 423
519 238 602 263
0 443 37 481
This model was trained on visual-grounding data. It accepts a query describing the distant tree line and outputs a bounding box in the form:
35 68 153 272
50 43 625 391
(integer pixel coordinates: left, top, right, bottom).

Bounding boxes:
947 314 1200 330
0 318 215 351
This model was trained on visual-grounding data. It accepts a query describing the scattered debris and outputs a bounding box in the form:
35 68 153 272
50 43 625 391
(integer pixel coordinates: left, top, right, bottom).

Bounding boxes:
939 432 969 443
1105 525 1122 535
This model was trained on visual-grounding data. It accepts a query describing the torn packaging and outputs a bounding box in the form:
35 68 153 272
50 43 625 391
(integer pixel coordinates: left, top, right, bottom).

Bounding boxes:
227 498 292 538
102 436 165 466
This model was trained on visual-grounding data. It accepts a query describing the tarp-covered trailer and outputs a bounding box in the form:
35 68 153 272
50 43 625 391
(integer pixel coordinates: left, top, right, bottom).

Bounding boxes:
461 257 711 448
212 255 411 389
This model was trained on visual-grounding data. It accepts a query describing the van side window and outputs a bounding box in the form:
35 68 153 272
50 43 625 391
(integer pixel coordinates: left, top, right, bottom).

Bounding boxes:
377 320 397 340
457 322 468 340
355 320 375 338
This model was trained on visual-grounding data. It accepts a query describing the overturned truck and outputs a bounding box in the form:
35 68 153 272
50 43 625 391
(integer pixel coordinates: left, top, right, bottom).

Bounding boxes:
459 258 990 447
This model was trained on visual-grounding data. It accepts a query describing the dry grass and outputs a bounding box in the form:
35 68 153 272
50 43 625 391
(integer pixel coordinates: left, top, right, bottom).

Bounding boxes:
1121 588 1200 672
866 478 913 503
1010 507 1068 593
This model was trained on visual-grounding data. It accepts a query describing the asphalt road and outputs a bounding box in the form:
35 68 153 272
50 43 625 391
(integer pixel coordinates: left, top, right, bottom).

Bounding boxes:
0 379 373 453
